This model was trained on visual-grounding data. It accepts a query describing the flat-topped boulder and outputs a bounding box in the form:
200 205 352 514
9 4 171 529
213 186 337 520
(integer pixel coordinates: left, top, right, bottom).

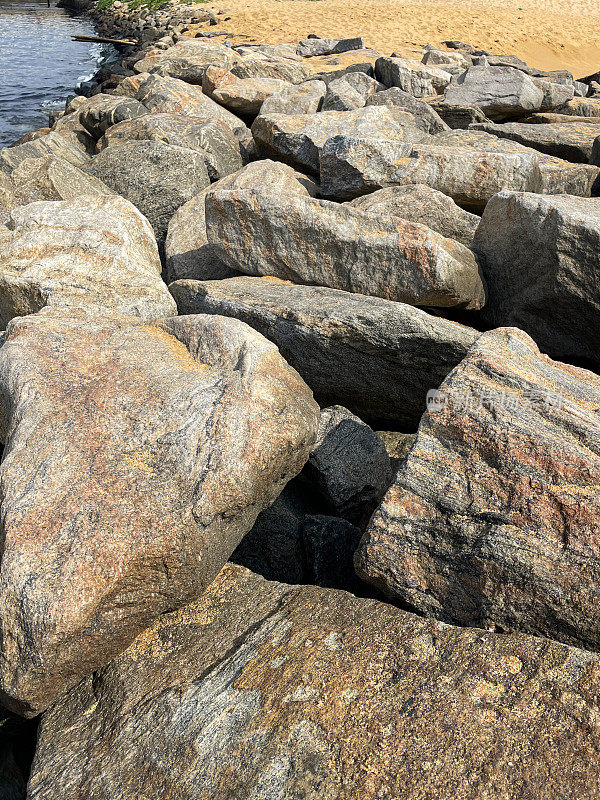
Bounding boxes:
169 276 480 426
203 66 290 115
297 35 366 57
473 191 600 365
470 120 600 162
367 87 449 133
0 309 318 716
375 55 452 97
133 39 241 82
356 327 600 651
0 194 174 323
443 65 544 120
4 155 114 205
204 187 486 309
260 79 326 115
0 132 89 175
27 563 600 799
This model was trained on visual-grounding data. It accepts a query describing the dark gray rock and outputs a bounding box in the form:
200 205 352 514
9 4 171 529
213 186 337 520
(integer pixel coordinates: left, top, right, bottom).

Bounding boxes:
297 36 366 58
427 99 490 129
470 120 600 163
169 276 480 426
443 65 544 120
77 94 147 138
367 87 449 133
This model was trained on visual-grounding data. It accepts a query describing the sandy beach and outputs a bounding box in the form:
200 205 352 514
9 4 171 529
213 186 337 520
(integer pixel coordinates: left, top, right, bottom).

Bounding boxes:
196 0 600 78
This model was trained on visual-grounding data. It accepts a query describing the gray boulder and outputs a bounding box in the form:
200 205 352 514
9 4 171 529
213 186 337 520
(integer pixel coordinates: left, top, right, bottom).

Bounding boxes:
367 87 449 133
204 187 486 309
297 36 366 58
0 132 89 175
133 39 241 82
443 65 544 120
470 121 600 163
349 183 480 246
231 55 309 83
473 191 600 365
4 155 114 204
76 94 147 138
169 276 480 426
260 80 326 115
427 98 490 129
202 66 291 115
375 56 452 97
85 140 211 240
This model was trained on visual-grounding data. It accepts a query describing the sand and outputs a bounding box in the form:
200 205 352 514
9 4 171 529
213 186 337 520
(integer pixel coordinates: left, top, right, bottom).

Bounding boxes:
194 0 600 79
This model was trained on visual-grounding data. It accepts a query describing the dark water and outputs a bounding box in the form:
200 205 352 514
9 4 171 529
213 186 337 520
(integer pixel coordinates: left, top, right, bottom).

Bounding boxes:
0 0 115 146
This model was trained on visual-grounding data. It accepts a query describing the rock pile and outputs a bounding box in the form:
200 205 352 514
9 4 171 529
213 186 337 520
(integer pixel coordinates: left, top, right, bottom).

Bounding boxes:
2 15 600 799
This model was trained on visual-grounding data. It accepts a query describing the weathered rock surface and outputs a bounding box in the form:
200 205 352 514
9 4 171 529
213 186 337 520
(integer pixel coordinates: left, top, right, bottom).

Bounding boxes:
169 276 480 425
319 135 600 207
204 187 486 309
251 106 429 174
0 309 318 716
349 183 480 246
0 132 89 175
135 74 247 134
231 55 309 84
470 120 600 162
260 80 326 115
203 66 290 115
375 55 452 97
297 35 365 57
28 563 600 799
367 87 450 133
133 40 241 82
555 97 600 117
443 65 544 120
75 93 147 138
473 191 600 365
305 405 392 524
85 140 211 239
427 99 490 129
0 195 174 323
98 113 242 181
165 160 316 282
356 327 600 651
321 77 367 111
4 155 114 205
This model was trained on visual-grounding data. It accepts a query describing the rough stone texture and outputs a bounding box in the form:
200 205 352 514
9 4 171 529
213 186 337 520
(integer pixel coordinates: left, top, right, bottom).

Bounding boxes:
305 405 392 524
443 66 544 120
203 66 290 115
470 121 600 163
75 93 147 138
98 113 242 181
85 140 211 240
109 72 150 98
231 55 309 84
165 160 316 282
232 482 364 591
375 55 452 97
349 183 480 246
531 78 574 111
367 87 449 133
555 97 600 117
204 187 486 309
28 562 600 800
422 48 471 69
473 191 600 365
319 136 600 208
356 327 600 651
169 276 480 426
0 195 173 324
428 99 490 129
297 35 365 57
135 74 247 135
260 80 326 115
251 106 429 174
321 78 366 112
522 112 600 124
133 40 241 82
0 132 89 175
0 309 318 717
4 155 114 204
592 136 600 166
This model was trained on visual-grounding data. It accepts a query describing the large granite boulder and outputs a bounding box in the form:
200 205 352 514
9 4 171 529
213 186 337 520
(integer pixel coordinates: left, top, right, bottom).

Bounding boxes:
0 195 174 323
4 155 114 204
356 327 600 651
260 80 326 115
169 276 480 426
251 106 429 174
203 66 290 115
85 140 211 240
97 113 242 181
0 132 89 175
297 35 365 57
348 183 480 246
230 54 309 84
133 40 241 82
443 65 544 120
470 120 600 163
75 93 147 139
204 187 486 309
366 87 450 133
165 160 316 282
0 309 318 716
555 97 600 117
375 55 452 97
473 191 600 365
27 563 600 799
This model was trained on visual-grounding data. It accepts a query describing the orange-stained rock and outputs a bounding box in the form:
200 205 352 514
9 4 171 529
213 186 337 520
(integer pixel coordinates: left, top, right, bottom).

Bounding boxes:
356 327 600 650
27 564 600 800
0 308 319 716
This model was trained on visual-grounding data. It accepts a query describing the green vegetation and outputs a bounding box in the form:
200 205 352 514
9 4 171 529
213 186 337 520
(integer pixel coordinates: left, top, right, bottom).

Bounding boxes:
96 0 117 9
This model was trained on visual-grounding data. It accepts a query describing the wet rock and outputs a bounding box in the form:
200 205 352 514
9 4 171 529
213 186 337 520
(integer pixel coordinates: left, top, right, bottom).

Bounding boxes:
0 309 318 717
0 195 173 324
251 105 429 175
204 187 486 309
169 276 479 426
443 65 544 120
85 140 211 240
473 191 600 365
349 183 480 246
470 120 600 163
133 39 241 82
203 66 290 115
260 80 326 115
356 327 600 651
165 160 316 282
98 113 242 181
366 87 449 133
0 132 89 175
28 563 600 799
375 55 452 97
